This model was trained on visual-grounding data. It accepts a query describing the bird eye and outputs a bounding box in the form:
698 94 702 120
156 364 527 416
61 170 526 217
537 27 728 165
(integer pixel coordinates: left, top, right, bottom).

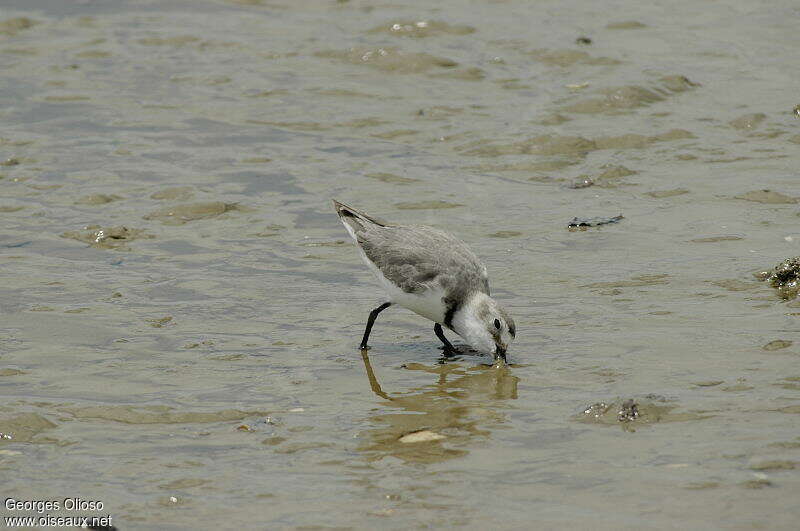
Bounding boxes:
494 319 501 330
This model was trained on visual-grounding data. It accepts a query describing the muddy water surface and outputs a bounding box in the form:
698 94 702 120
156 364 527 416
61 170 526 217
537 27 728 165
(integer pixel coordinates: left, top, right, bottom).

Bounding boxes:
1 0 799 529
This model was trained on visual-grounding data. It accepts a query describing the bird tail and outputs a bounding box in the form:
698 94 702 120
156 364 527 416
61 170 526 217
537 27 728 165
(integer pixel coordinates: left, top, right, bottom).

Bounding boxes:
332 199 387 241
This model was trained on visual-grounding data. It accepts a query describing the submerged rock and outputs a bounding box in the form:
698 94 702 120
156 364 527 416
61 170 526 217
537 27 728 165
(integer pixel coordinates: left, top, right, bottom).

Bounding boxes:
315 47 457 73
76 193 123 205
395 200 462 210
144 201 237 224
59 405 269 424
62 225 153 250
368 20 475 38
617 399 639 422
315 46 486 81
735 190 797 204
647 188 689 198
756 257 800 300
567 175 594 189
578 395 708 431
593 164 637 188
581 400 642 424
526 48 620 67
0 17 36 36
150 186 195 200
606 21 647 29
729 113 766 130
749 460 797 471
563 77 698 115
488 230 522 238
0 413 56 443
763 339 793 351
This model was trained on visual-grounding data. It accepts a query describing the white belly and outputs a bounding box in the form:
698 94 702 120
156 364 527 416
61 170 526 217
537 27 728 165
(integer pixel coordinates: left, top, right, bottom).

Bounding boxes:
359 249 446 324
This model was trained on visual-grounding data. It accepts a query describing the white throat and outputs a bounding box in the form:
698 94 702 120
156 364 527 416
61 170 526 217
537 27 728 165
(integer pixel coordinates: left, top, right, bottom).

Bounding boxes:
450 291 495 354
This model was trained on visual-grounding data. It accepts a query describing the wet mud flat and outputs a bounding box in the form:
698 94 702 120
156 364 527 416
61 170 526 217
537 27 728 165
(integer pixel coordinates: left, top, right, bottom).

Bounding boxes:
1 0 800 529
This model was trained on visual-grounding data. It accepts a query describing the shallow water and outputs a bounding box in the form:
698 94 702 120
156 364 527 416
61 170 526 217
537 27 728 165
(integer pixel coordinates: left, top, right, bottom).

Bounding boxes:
1 0 799 528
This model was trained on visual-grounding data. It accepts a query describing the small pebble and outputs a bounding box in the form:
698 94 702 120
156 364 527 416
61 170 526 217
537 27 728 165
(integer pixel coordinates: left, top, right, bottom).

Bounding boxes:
398 430 445 443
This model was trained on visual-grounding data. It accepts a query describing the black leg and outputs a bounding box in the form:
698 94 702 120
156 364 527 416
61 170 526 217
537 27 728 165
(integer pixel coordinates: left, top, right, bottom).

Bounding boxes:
434 323 456 352
360 302 391 350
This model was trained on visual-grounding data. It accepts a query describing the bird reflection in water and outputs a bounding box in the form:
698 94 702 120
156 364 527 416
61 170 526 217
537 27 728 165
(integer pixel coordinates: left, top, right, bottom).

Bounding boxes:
358 350 519 464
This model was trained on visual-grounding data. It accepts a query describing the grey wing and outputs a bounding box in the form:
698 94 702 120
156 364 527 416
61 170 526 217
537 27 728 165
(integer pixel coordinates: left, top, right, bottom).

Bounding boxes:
357 224 490 297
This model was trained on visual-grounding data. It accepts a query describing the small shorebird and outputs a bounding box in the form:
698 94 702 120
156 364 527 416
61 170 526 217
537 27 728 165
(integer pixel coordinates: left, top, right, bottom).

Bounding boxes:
333 200 515 361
